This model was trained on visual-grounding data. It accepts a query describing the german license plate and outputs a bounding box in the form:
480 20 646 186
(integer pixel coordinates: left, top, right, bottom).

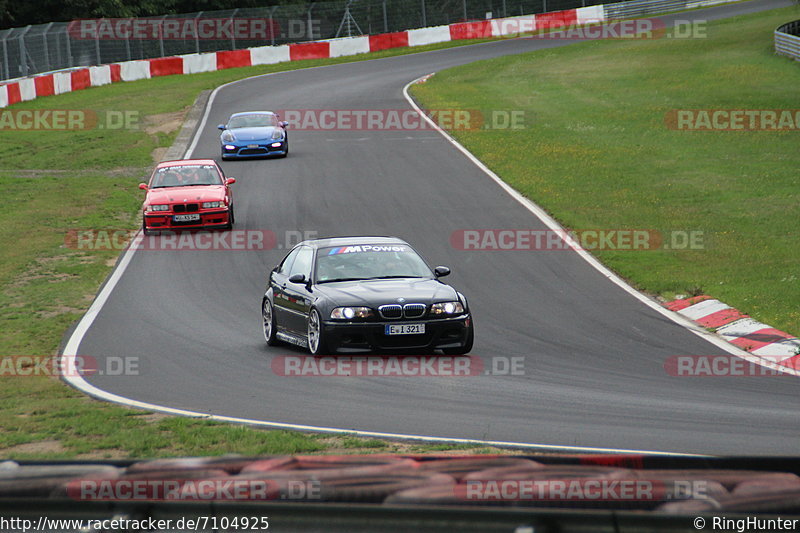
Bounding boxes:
173 214 200 222
247 144 259 148
385 324 425 335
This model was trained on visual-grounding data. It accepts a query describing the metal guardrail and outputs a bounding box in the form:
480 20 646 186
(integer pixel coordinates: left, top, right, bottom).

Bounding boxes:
603 0 691 19
775 19 800 61
0 0 599 83
0 0 744 84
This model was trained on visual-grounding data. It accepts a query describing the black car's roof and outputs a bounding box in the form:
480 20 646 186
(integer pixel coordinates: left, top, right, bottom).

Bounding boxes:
299 236 409 249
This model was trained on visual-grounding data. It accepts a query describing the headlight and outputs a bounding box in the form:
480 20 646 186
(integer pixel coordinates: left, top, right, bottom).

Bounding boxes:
222 132 235 142
146 204 170 212
202 201 224 208
271 130 283 140
330 307 373 320
430 301 465 315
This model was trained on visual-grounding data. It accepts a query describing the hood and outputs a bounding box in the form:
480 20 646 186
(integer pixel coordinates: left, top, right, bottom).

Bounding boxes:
316 278 458 308
225 126 279 141
145 185 226 204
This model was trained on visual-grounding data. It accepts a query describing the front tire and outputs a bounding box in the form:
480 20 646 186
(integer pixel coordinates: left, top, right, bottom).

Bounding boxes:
224 205 235 230
442 322 474 355
142 218 154 236
307 308 330 355
262 298 279 346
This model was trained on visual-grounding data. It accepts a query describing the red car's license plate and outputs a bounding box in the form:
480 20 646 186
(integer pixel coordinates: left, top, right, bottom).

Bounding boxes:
173 214 200 222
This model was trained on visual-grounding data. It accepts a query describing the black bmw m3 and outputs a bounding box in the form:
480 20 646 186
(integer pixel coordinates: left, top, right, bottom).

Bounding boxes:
261 236 474 355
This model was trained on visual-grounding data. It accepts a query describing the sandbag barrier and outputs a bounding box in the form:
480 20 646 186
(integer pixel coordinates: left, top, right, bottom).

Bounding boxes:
0 455 799 514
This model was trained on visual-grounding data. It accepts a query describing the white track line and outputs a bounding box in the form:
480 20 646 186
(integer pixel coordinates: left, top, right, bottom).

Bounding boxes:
402 74 800 379
61 44 764 458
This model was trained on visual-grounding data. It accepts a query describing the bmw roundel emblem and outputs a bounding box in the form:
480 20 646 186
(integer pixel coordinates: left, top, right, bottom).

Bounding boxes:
397 298 406 303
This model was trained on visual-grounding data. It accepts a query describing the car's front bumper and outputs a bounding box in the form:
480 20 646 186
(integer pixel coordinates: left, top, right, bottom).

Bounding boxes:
321 315 471 354
221 141 286 158
144 208 230 230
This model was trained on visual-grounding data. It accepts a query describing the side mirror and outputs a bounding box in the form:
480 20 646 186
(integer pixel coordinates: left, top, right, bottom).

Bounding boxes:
225 177 236 185
434 266 451 278
288 273 306 284
280 121 289 128
217 124 226 130
138 183 148 190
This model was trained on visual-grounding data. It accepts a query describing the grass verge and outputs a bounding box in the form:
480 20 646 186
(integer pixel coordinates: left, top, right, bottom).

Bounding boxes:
0 36 518 460
411 6 800 334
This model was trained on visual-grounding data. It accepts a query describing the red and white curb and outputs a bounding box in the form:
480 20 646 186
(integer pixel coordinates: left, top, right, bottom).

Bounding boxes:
0 5 601 109
4 0 758 110
665 295 800 369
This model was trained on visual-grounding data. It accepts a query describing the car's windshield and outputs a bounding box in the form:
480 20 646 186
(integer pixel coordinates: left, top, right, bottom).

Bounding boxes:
227 113 278 129
315 245 433 283
150 165 222 188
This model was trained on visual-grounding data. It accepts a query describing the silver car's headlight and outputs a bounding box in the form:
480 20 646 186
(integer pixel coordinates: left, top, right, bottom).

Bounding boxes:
146 204 170 212
330 307 373 320
202 201 223 208
430 301 465 316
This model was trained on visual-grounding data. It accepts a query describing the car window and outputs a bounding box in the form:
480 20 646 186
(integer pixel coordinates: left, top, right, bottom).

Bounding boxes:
290 247 314 278
315 244 432 282
276 247 300 276
150 164 222 188
228 114 277 129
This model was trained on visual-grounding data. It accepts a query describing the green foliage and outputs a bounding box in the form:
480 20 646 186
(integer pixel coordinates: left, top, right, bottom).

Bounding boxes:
412 7 800 334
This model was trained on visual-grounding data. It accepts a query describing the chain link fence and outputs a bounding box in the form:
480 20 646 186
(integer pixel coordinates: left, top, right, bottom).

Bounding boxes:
0 0 602 82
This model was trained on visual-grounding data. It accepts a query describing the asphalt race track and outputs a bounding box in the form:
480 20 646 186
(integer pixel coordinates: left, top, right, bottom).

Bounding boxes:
69 0 798 455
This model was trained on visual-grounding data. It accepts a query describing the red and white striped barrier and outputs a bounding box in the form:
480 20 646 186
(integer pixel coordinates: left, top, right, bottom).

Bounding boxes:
666 295 800 368
0 5 604 108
